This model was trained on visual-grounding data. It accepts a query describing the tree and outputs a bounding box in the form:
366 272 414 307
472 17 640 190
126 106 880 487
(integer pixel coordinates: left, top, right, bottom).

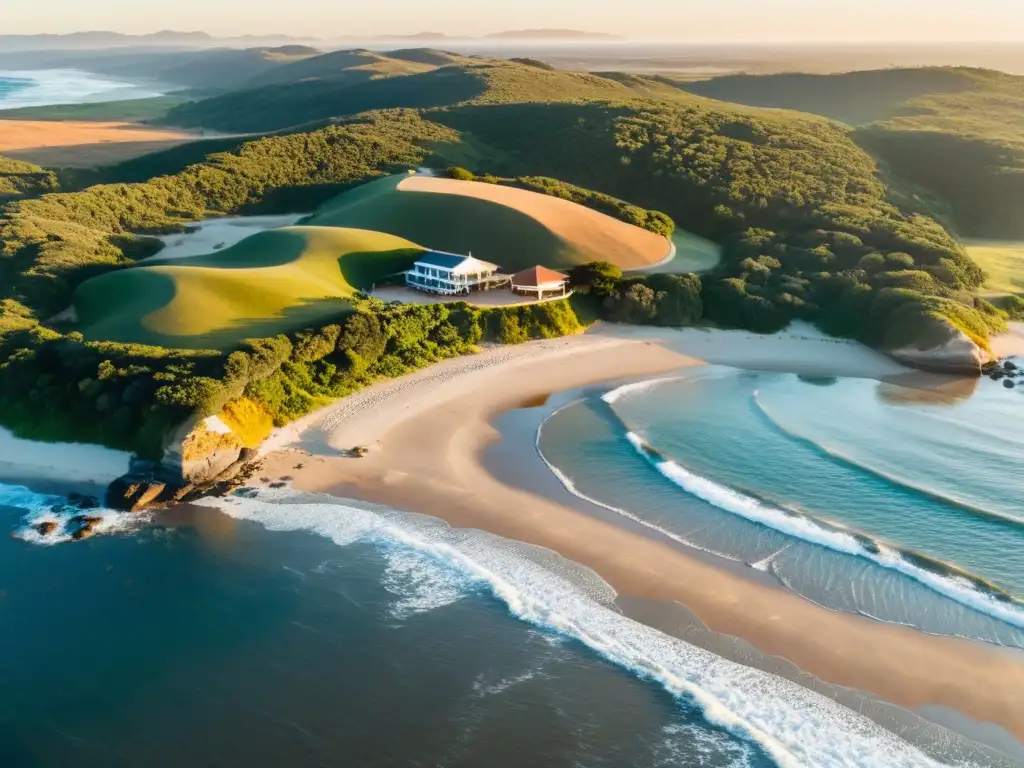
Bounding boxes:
568 261 623 297
648 273 703 326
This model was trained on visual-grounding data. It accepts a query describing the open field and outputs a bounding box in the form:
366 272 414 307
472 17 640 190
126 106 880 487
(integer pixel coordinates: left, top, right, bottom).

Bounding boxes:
74 227 425 349
964 239 1024 296
0 96 190 123
307 174 671 272
0 119 205 167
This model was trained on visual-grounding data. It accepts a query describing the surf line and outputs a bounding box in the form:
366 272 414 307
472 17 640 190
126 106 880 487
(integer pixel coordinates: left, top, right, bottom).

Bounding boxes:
623 431 1024 631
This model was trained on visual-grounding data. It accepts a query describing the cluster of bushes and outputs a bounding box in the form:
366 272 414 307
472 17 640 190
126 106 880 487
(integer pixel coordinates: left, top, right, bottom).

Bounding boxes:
434 101 1006 343
0 155 59 203
569 262 703 327
0 111 458 323
443 167 675 236
0 297 582 456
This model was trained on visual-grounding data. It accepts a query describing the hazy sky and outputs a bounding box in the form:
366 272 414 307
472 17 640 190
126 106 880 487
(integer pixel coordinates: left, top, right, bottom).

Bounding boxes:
3 0 1024 41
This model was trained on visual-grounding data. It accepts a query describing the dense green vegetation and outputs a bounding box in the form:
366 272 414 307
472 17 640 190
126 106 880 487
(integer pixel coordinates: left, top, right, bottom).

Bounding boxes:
569 262 703 326
430 101 1003 343
1 57 1016 458
681 67 1024 240
0 154 59 203
0 110 455 324
0 298 582 458
161 57 687 133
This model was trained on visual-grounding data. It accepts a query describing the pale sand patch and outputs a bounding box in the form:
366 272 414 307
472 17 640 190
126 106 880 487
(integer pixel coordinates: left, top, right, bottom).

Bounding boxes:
398 175 671 268
0 119 203 167
992 322 1024 359
255 325 1024 741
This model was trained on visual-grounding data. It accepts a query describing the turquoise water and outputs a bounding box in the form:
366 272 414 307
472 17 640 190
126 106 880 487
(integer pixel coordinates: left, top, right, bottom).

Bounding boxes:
0 70 164 110
539 368 1024 648
0 76 33 102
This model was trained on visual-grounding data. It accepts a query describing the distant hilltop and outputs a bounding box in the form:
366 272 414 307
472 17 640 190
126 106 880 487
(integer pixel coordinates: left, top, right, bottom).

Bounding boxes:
377 29 624 42
0 28 625 51
483 29 624 41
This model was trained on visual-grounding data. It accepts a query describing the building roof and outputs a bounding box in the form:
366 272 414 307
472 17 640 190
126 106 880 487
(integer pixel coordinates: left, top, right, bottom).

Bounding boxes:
414 251 500 274
510 265 570 287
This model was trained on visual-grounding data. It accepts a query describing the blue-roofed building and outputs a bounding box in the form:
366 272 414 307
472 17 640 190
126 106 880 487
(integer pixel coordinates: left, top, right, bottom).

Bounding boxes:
404 250 509 295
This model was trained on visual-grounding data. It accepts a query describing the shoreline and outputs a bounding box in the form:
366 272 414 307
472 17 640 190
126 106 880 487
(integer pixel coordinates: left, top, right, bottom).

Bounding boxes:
249 325 1024 750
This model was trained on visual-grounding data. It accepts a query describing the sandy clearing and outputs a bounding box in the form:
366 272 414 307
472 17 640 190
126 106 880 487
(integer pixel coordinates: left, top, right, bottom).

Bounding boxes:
0 119 204 167
398 175 671 268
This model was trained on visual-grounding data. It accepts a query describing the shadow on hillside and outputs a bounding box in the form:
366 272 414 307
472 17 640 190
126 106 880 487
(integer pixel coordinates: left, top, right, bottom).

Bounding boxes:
165 66 489 133
677 69 978 125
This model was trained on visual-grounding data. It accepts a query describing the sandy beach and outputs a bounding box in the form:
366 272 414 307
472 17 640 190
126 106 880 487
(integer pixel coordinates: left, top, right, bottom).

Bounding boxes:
250 324 1024 744
0 119 205 167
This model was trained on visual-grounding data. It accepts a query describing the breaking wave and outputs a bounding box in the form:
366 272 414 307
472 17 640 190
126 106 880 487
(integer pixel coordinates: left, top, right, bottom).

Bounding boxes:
622 432 1024 631
197 488 946 768
2 482 142 545
752 392 1023 526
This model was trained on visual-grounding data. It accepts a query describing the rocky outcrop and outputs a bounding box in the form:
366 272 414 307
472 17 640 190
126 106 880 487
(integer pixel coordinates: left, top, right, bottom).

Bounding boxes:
888 324 989 375
162 415 247 484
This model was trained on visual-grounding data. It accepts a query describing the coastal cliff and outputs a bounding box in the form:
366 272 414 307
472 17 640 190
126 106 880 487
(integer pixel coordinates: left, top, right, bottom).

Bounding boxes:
105 415 254 511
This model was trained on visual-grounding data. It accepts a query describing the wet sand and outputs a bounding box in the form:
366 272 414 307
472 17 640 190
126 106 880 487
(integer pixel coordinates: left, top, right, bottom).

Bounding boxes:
251 326 1024 745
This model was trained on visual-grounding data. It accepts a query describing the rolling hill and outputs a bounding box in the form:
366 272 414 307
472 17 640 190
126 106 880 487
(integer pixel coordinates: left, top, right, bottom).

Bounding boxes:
74 227 425 349
680 67 1024 238
160 56 689 133
305 174 672 270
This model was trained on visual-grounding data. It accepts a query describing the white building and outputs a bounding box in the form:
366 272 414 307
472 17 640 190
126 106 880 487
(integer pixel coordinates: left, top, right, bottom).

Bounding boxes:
405 251 508 295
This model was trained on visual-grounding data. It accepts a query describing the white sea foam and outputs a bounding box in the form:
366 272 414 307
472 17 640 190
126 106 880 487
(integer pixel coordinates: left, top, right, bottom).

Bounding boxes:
535 402 744 564
0 69 165 109
2 482 142 545
199 489 947 768
601 377 683 405
624 432 1024 631
381 547 471 620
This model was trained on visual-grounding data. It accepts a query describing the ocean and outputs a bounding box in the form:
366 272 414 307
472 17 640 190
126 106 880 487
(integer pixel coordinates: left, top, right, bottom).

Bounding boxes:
0 70 164 109
3 364 1023 766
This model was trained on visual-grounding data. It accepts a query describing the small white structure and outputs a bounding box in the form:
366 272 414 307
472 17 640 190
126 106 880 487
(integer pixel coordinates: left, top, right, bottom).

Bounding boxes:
405 251 509 296
510 266 570 299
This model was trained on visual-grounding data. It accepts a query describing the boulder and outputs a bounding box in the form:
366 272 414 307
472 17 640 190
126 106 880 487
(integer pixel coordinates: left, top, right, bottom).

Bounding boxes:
1004 379 1016 389
67 492 100 509
34 521 59 537
105 475 170 512
888 324 988 375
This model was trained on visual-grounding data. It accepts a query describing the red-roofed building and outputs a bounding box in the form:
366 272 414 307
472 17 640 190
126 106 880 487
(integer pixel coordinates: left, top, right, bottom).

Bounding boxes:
510 266 570 299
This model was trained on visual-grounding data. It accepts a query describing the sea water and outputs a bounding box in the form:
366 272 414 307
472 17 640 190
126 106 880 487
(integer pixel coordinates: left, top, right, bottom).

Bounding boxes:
5 482 1000 767
3 366 1023 766
0 70 164 110
538 366 1024 648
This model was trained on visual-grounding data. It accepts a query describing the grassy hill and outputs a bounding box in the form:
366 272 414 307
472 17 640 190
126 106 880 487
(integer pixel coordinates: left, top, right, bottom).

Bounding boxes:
305 173 671 270
161 57 688 133
964 240 1024 297
241 48 444 88
680 67 1024 239
73 226 424 349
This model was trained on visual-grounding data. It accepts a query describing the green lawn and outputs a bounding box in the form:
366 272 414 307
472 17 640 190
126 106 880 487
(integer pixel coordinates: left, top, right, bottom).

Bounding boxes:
964 240 1024 296
0 96 192 122
74 226 424 349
